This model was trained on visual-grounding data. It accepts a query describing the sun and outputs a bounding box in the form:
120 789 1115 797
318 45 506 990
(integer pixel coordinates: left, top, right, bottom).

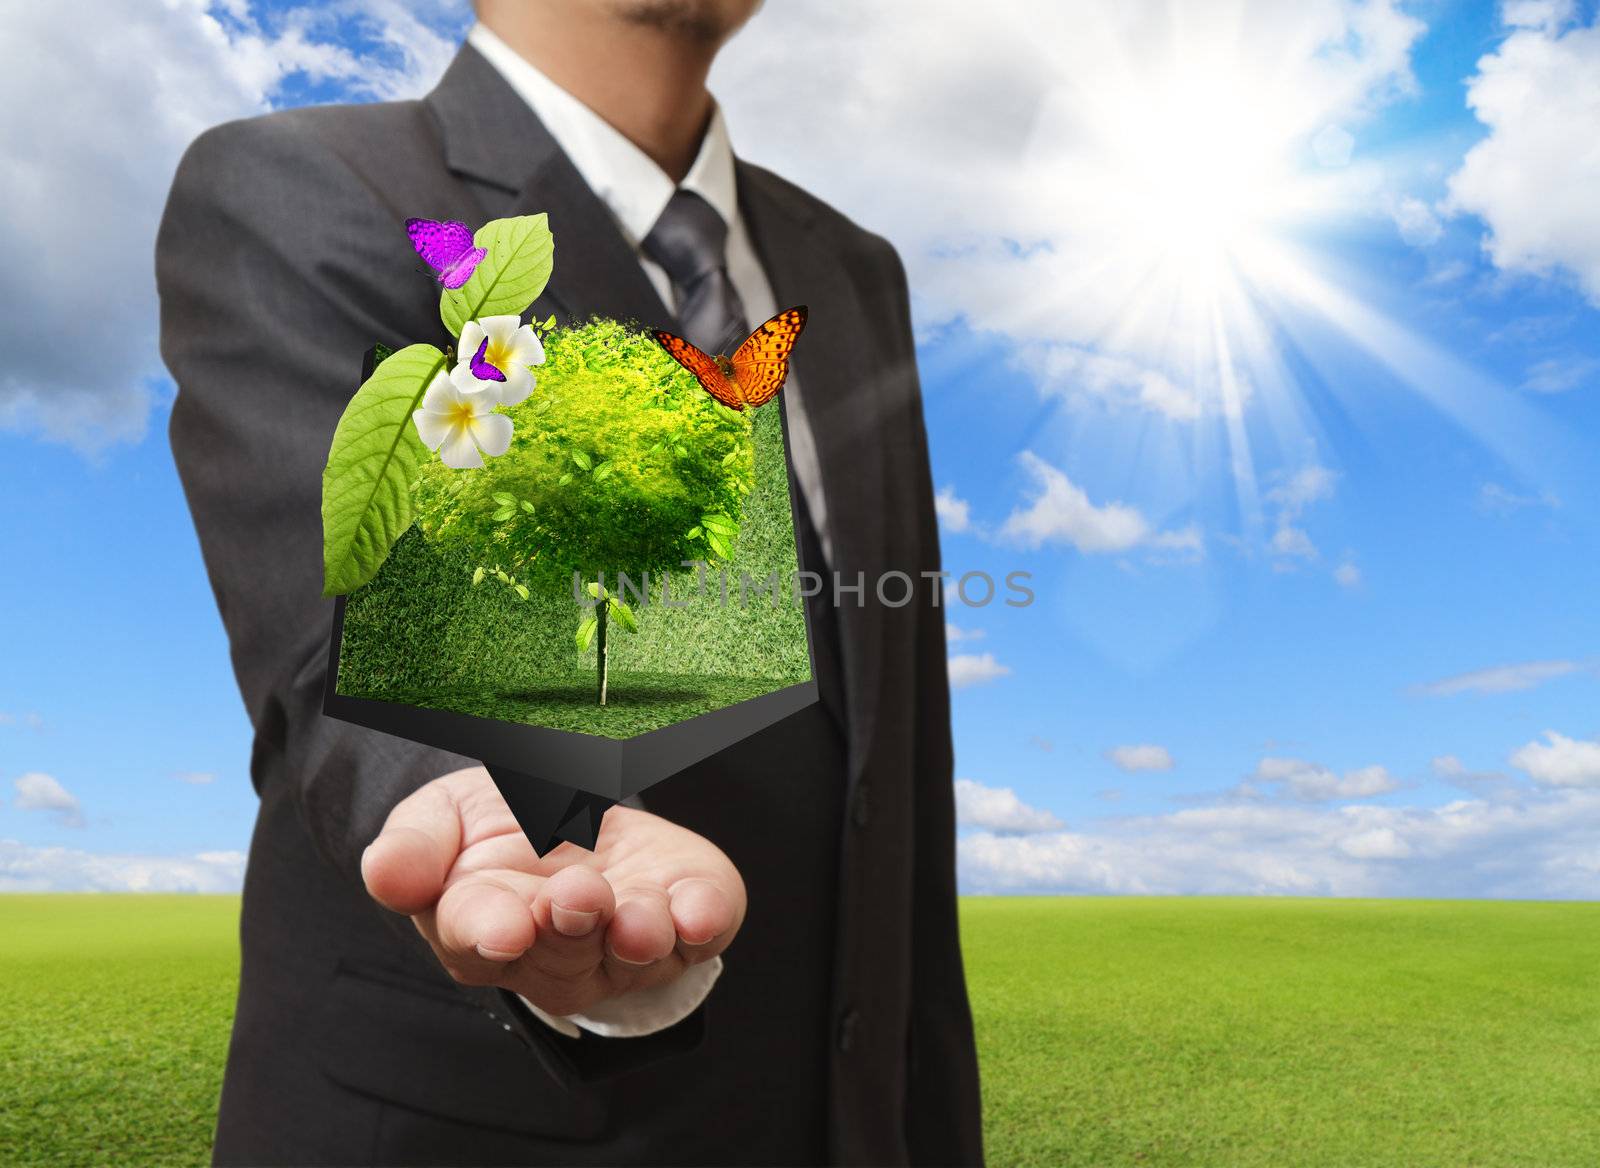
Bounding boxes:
1090 60 1306 302
961 1 1555 536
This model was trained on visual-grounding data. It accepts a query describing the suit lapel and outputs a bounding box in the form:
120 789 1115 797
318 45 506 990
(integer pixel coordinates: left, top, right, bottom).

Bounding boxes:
739 163 888 782
425 44 670 329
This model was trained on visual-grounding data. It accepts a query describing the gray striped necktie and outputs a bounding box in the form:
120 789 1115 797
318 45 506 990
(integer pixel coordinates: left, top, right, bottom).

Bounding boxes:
642 189 749 353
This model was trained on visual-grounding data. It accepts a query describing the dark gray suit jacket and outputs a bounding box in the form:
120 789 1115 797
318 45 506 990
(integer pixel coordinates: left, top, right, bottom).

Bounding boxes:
158 43 980 1168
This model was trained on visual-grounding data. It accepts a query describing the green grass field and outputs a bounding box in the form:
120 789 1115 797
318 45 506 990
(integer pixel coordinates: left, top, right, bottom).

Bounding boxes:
2 895 1596 1166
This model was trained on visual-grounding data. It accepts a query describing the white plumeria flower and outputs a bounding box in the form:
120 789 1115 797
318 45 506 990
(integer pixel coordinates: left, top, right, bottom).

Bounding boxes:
412 369 513 469
456 314 544 407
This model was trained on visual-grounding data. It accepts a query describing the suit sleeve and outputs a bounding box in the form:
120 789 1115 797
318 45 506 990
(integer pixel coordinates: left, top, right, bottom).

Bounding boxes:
156 115 702 1081
872 240 987 1166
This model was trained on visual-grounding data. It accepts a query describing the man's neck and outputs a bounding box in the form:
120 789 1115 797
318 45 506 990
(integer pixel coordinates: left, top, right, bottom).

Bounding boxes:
477 4 717 182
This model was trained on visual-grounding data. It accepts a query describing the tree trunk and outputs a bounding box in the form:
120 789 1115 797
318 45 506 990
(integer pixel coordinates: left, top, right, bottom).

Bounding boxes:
596 595 609 705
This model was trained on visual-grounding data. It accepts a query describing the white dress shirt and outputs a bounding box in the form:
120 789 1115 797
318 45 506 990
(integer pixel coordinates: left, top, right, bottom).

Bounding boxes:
467 22 832 564
466 22 830 1040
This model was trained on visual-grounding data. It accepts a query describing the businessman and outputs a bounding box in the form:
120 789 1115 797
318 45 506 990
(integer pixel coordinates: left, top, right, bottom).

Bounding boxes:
158 0 981 1163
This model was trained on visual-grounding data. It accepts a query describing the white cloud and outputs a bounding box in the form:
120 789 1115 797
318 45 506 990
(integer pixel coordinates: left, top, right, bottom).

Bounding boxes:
1431 754 1518 798
1001 451 1199 555
172 771 218 785
0 840 246 892
1311 123 1355 167
12 773 84 828
1391 195 1443 246
1264 463 1338 564
1510 731 1600 788
959 788 1600 898
1420 259 1471 287
714 0 1426 420
1338 826 1412 859
1015 343 1206 422
0 0 459 449
1107 744 1174 773
1238 756 1400 802
1334 560 1363 588
1502 0 1577 30
1415 659 1583 696
1270 524 1319 560
1266 463 1338 511
1444 8 1600 306
934 485 972 534
0 711 44 729
1518 356 1600 394
944 623 984 643
948 652 1011 689
1479 482 1561 513
953 778 1065 833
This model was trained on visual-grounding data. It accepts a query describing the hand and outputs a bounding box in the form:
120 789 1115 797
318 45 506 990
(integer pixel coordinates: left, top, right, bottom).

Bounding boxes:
361 766 745 1018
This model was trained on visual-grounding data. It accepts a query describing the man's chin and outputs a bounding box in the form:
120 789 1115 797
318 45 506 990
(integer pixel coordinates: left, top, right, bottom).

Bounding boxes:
606 0 753 43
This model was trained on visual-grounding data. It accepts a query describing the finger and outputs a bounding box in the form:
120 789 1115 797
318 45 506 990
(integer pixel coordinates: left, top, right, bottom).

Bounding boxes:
668 877 738 960
431 875 536 983
537 863 615 940
362 781 461 915
520 866 616 991
604 888 678 969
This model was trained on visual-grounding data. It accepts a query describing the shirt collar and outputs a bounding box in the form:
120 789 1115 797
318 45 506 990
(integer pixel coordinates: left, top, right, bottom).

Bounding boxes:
466 22 739 248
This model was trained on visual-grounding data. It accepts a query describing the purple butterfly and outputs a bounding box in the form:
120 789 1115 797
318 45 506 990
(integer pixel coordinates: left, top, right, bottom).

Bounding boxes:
406 217 486 289
468 337 507 383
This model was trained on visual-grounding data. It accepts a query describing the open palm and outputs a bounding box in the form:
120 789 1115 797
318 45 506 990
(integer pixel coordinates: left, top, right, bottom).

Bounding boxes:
362 766 745 1017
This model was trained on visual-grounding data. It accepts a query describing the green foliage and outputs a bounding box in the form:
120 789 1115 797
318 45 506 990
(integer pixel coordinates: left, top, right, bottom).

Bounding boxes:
439 214 555 338
576 582 639 654
320 343 445 596
336 390 807 735
414 318 754 586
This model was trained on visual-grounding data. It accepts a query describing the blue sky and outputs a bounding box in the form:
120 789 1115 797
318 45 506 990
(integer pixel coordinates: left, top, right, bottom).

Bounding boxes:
3 0 1599 895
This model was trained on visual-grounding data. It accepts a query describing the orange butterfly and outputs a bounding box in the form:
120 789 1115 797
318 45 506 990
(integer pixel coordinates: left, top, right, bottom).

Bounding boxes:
653 306 808 411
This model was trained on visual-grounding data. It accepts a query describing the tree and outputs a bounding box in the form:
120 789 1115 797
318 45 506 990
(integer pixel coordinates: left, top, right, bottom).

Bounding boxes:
413 317 755 703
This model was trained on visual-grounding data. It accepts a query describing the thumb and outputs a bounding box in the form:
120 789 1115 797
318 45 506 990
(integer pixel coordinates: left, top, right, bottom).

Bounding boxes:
362 777 463 915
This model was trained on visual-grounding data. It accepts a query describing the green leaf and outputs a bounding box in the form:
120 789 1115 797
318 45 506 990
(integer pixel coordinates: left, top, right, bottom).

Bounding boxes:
520 500 535 513
514 583 530 600
321 343 446 596
721 450 739 466
593 461 615 481
576 615 598 652
439 214 556 338
685 526 702 540
558 472 574 486
471 566 485 586
572 450 593 472
701 512 739 535
491 491 516 506
607 596 639 633
541 314 557 331
706 529 732 561
586 581 603 600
